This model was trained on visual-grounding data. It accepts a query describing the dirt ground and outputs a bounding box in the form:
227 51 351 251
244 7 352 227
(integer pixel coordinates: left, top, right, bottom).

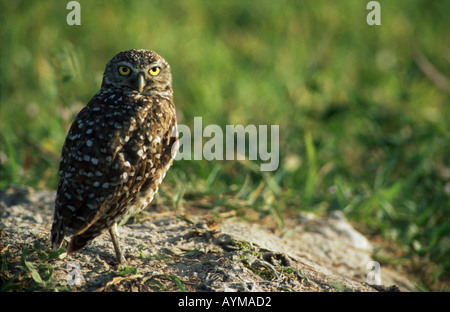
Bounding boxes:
0 185 417 292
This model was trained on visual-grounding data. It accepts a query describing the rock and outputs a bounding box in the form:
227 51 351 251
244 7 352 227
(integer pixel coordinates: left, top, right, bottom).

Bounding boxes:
0 185 415 292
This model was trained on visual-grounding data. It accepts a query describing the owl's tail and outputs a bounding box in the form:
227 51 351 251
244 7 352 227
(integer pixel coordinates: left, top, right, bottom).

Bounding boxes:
51 214 66 250
67 229 102 254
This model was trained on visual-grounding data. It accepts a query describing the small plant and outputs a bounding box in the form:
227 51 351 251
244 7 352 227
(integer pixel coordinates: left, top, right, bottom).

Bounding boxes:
1 243 68 292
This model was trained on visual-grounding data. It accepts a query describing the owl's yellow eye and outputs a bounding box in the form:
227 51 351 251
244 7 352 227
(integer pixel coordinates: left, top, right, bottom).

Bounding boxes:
118 66 131 76
149 67 161 76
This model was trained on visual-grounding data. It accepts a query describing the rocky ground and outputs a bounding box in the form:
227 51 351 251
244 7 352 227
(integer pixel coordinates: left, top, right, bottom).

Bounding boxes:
0 185 416 292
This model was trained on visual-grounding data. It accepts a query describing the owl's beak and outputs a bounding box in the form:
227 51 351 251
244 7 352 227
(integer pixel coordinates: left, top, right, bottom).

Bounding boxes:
135 73 146 92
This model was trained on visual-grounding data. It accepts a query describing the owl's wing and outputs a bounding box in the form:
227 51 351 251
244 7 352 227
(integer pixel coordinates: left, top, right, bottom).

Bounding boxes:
51 98 110 248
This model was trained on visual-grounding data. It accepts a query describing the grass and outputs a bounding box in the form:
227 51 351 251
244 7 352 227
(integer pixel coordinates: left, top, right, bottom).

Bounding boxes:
0 242 69 292
1 0 449 289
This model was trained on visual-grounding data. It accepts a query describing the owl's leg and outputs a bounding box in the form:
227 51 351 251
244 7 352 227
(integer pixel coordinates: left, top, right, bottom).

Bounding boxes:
108 223 126 265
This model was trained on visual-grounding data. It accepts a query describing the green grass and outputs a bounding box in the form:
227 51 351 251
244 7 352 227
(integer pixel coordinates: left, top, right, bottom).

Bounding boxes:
1 0 449 289
0 243 68 292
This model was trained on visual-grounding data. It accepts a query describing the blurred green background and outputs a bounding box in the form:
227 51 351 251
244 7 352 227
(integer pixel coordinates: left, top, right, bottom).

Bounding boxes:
0 0 449 289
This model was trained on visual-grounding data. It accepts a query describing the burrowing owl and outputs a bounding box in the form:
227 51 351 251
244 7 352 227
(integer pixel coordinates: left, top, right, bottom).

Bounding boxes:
51 49 178 264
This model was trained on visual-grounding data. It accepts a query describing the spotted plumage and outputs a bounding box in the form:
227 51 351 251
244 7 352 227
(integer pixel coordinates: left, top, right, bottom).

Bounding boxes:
51 49 178 263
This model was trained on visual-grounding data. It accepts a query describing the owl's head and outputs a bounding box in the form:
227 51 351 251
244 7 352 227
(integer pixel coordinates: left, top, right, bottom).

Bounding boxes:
101 49 172 95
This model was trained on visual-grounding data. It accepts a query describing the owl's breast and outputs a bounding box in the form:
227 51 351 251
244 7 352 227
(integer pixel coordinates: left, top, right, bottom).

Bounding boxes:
60 90 176 193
